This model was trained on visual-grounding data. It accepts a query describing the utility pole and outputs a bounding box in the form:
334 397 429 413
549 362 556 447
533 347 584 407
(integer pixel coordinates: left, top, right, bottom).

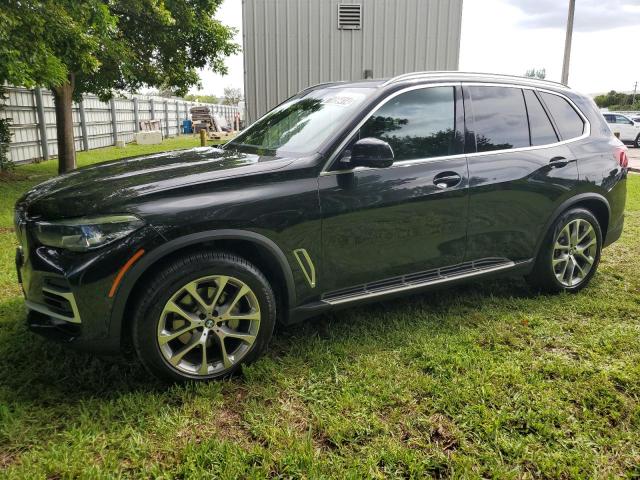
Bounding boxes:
561 0 576 85
633 81 638 105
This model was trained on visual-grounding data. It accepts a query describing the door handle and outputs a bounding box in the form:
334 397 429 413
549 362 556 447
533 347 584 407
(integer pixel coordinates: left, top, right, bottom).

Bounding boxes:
549 156 570 167
433 171 462 189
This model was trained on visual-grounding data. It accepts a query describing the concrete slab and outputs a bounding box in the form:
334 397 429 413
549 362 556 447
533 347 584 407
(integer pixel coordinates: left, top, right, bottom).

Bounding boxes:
628 147 640 173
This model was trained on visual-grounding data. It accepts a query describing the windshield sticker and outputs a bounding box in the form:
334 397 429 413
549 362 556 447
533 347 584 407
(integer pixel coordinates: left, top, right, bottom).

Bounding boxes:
322 93 366 106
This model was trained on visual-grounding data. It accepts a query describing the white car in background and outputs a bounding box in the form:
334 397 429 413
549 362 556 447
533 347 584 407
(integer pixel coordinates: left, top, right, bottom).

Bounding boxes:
603 113 640 147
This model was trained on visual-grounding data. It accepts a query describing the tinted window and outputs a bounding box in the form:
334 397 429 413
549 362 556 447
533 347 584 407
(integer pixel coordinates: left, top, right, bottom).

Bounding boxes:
540 92 584 140
359 87 459 161
468 86 529 152
615 115 632 125
523 89 558 146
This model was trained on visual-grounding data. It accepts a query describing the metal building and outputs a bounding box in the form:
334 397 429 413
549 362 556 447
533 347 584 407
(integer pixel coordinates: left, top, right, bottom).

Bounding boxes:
242 0 464 122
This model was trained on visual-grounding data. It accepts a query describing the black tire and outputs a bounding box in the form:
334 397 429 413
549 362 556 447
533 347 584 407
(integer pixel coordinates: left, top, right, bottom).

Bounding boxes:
526 208 602 293
132 251 276 382
635 134 640 149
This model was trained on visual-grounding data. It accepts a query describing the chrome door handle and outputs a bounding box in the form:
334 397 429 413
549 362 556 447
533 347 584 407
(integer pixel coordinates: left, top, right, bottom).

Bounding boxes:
433 172 462 189
549 156 569 168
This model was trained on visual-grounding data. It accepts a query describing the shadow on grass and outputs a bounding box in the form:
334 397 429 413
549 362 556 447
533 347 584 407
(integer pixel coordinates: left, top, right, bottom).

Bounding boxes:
0 275 537 403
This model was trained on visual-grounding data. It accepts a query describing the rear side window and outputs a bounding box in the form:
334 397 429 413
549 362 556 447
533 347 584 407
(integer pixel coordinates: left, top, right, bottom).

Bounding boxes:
467 86 530 152
539 92 585 140
604 114 615 123
359 86 459 161
523 90 558 146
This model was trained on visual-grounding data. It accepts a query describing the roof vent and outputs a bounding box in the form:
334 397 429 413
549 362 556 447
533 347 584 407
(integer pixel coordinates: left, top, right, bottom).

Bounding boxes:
337 4 362 30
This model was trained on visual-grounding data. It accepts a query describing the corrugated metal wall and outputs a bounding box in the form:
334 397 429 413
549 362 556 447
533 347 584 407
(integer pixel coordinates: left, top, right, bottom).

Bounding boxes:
1 87 240 164
242 0 464 122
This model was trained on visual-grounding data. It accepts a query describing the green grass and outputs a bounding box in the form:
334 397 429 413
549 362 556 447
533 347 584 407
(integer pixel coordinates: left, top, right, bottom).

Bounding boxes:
0 145 639 477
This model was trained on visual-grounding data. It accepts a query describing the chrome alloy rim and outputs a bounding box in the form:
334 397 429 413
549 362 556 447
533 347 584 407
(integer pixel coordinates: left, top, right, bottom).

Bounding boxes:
552 219 597 287
157 275 261 376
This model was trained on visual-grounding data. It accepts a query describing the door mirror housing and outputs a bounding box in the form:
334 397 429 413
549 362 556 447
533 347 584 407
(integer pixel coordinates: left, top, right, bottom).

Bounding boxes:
349 138 394 169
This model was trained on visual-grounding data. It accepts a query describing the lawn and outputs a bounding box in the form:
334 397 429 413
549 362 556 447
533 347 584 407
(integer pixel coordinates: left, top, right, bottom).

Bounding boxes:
0 143 639 477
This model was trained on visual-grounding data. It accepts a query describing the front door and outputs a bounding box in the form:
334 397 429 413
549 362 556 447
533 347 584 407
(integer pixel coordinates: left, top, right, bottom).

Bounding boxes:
318 85 469 293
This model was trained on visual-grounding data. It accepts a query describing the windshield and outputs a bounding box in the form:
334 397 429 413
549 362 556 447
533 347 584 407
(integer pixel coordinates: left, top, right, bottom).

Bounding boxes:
226 86 375 155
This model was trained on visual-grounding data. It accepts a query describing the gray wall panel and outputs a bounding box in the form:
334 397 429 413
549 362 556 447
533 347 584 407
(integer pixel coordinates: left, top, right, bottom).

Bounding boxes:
243 0 463 122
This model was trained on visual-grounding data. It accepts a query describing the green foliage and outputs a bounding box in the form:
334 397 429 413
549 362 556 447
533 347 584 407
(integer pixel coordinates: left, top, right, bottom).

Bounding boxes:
0 0 238 98
0 86 12 172
594 90 640 111
184 93 221 104
524 68 546 80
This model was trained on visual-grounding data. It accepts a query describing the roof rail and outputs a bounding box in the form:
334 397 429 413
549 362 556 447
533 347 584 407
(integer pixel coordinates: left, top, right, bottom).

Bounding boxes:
382 71 569 89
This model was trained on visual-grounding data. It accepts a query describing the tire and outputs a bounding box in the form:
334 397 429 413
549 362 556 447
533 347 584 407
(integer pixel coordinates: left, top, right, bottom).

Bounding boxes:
132 251 276 382
635 134 640 149
526 208 602 293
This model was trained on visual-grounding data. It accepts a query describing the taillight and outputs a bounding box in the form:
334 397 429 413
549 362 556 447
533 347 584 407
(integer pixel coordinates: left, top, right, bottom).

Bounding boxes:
615 147 629 168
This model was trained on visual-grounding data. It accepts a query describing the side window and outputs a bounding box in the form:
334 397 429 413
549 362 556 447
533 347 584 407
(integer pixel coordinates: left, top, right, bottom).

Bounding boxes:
359 87 459 161
523 89 559 146
604 114 615 123
615 115 632 125
467 86 530 152
539 92 585 140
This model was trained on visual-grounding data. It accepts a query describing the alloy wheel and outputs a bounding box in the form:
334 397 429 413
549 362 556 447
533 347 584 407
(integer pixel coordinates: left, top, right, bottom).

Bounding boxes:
552 218 598 287
157 275 261 376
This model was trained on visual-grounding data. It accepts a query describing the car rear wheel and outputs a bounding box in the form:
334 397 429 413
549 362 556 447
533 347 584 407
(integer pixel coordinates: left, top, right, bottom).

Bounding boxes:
526 208 602 293
635 134 640 148
132 251 276 382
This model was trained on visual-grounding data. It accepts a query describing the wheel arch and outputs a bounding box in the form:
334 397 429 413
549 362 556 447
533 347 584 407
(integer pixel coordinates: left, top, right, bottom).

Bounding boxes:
110 229 296 346
535 193 610 256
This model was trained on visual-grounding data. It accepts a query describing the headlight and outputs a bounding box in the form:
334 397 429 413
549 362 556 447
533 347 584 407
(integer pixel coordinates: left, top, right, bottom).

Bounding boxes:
34 214 145 252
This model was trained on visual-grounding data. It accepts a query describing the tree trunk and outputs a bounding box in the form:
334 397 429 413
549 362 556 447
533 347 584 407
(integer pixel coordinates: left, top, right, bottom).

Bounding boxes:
52 75 76 174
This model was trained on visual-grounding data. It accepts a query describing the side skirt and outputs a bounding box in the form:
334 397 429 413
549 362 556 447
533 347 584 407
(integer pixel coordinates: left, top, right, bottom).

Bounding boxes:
287 258 534 324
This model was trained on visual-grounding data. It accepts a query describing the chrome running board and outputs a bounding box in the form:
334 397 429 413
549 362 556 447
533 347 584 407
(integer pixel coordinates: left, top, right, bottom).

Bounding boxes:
322 259 518 306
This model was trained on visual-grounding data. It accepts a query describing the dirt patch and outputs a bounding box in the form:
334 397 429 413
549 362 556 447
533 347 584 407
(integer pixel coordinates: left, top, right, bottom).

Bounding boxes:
0 451 19 469
0 227 15 234
426 414 460 453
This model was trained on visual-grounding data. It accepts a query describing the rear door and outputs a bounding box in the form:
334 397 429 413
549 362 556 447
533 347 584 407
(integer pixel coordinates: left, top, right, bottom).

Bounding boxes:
318 85 468 292
614 114 637 142
463 85 581 263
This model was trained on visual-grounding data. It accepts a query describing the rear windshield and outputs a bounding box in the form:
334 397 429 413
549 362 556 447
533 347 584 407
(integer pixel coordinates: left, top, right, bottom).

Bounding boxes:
226 87 375 156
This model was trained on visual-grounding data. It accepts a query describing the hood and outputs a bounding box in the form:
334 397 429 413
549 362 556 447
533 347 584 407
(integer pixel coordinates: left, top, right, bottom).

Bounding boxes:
18 147 294 219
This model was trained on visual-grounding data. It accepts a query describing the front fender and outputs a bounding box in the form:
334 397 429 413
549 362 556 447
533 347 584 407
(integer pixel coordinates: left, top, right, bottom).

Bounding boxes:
108 229 296 341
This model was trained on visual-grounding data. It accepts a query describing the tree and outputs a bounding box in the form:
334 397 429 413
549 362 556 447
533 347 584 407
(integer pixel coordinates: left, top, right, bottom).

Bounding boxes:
0 86 12 172
524 68 546 80
593 90 639 110
184 94 220 104
0 0 239 174
223 87 243 106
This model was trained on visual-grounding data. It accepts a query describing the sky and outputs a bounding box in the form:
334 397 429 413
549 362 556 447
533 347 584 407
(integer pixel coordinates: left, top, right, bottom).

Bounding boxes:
193 0 640 97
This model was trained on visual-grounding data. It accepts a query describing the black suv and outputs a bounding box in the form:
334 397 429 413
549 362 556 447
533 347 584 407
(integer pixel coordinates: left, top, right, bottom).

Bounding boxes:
15 73 628 382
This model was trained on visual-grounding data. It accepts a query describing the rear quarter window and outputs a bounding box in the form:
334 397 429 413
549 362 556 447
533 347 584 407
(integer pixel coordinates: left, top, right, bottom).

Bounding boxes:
539 92 585 140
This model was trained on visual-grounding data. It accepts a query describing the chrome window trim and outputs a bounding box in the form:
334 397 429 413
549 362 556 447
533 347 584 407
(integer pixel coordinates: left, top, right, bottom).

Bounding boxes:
320 82 591 176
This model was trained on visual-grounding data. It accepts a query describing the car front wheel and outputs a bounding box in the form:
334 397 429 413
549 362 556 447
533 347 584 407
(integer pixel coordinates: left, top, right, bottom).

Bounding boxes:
132 251 276 382
526 208 602 293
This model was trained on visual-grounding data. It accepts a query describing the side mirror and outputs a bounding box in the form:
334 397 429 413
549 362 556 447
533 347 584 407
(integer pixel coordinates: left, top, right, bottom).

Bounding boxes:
349 138 394 169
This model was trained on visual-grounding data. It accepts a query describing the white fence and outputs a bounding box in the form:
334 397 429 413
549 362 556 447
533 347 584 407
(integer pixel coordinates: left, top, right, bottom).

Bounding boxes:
1 86 240 164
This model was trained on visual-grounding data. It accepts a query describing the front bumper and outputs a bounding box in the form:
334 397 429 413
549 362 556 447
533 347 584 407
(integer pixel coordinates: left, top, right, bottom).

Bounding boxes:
15 225 163 354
